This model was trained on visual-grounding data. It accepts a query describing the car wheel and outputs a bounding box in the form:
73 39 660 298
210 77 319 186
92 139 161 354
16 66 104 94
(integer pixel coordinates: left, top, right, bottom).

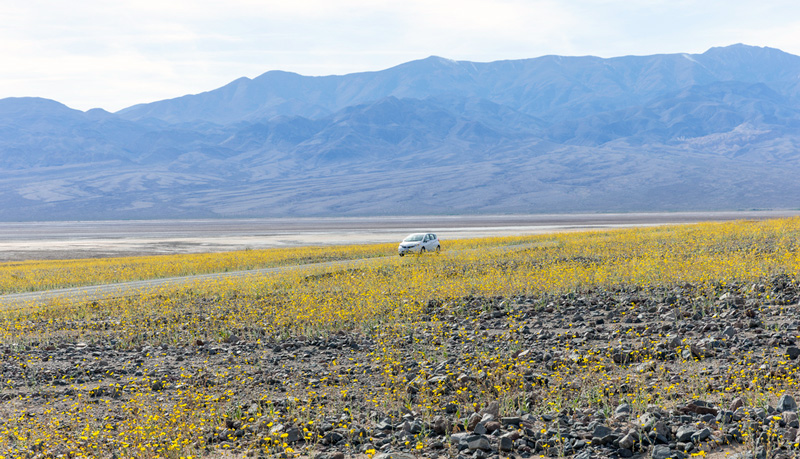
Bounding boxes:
419 247 426 254
435 245 441 253
399 253 404 257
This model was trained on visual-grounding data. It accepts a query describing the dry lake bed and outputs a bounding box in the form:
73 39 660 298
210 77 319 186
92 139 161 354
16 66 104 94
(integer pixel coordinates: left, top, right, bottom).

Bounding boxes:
1 211 798 262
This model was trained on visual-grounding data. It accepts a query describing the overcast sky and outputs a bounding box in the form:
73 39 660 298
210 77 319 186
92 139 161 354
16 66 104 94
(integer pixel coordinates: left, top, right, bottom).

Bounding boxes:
2 0 799 112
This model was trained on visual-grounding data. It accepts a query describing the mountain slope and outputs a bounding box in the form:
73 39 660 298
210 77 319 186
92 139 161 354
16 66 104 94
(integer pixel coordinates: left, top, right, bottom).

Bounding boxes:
117 44 800 124
1 44 800 221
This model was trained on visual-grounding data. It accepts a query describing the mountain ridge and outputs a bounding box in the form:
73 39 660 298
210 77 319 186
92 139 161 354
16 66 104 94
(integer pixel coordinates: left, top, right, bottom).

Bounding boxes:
1 44 799 221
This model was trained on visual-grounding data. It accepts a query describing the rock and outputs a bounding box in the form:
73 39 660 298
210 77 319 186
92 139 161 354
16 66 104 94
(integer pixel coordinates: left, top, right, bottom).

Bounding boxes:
592 424 613 441
681 400 718 415
777 394 797 412
618 433 635 450
499 436 513 451
638 412 659 430
375 420 392 431
616 403 632 414
315 453 345 459
786 347 800 360
478 401 500 418
284 427 303 443
374 453 417 459
636 361 657 372
783 411 800 428
501 416 522 427
322 431 344 445
467 435 491 451
467 413 482 431
691 427 711 443
432 416 450 435
676 425 698 443
484 420 501 433
652 445 675 459
689 343 705 359
717 410 734 424
730 397 745 412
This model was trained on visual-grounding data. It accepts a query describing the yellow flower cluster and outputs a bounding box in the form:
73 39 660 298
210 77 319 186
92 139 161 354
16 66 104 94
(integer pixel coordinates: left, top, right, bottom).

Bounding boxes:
0 243 396 294
0 217 799 458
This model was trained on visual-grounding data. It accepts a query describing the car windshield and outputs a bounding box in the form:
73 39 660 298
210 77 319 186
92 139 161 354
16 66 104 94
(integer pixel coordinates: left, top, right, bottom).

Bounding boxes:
403 234 424 242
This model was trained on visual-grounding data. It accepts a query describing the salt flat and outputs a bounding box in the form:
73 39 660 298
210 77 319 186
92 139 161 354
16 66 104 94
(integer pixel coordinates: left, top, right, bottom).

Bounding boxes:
1 211 797 261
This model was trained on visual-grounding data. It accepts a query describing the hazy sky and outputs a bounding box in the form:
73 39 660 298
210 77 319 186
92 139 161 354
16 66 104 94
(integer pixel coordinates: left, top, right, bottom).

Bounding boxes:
2 0 799 112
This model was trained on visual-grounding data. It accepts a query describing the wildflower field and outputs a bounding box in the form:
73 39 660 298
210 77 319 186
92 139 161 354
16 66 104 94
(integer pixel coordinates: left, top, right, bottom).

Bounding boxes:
2 218 800 459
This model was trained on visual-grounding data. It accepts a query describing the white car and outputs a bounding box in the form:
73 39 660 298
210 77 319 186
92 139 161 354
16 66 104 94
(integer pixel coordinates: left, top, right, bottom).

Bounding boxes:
398 233 441 256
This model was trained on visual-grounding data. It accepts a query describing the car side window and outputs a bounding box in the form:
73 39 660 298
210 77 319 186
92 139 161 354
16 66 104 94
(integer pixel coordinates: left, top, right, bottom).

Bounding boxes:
423 235 429 242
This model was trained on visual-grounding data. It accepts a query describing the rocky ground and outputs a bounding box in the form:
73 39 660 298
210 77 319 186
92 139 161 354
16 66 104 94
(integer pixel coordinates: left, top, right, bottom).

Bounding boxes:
3 275 800 458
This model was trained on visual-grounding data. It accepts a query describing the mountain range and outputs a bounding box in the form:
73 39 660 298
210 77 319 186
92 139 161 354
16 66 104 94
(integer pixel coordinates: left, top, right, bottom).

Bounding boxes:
1 44 799 221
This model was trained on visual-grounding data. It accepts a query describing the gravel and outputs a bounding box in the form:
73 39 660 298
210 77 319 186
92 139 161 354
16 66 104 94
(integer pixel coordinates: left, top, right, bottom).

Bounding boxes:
3 275 800 458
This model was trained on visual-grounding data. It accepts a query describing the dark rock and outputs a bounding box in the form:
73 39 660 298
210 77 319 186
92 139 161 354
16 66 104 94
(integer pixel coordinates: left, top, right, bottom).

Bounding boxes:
467 435 491 451
638 412 659 430
375 420 393 431
499 436 514 451
467 413 482 431
501 416 522 427
478 401 500 418
322 431 344 445
730 397 745 412
783 411 799 428
592 424 613 440
616 403 632 414
619 433 635 450
676 425 697 443
777 394 797 412
681 400 718 415
691 428 711 443
717 410 734 424
433 415 450 435
652 445 675 459
484 420 501 433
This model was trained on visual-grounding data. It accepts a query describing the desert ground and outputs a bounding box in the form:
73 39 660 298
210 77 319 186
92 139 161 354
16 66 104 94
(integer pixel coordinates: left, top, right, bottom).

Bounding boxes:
3 213 800 459
2 211 798 262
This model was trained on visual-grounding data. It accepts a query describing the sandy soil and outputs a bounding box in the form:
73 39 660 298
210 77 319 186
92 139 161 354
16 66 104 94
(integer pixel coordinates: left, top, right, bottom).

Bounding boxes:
1 211 797 262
